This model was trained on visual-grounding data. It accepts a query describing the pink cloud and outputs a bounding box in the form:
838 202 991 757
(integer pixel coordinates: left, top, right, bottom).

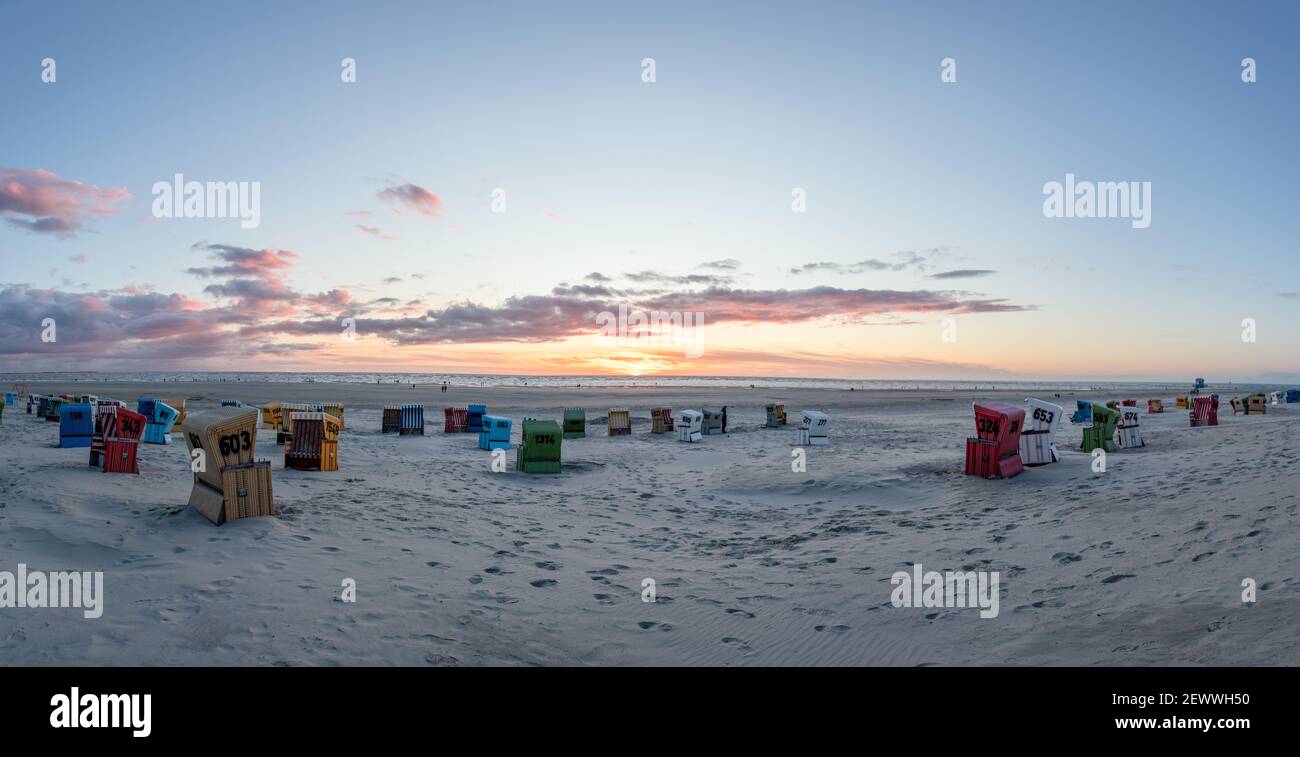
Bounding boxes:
0 167 131 237
357 224 397 241
377 183 444 219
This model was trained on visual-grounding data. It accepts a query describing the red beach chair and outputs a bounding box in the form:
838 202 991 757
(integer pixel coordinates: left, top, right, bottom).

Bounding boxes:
444 407 468 433
103 408 146 474
964 402 1025 479
1190 396 1218 427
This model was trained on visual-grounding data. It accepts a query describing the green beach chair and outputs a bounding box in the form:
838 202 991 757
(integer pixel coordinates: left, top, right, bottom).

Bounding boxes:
1082 404 1119 453
517 418 562 474
562 407 586 439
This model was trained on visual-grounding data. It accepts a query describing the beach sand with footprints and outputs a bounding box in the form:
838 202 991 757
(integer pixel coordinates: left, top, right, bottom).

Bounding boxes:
2 380 1297 665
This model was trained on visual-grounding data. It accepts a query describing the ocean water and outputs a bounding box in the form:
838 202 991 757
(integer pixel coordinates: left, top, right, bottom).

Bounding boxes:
0 371 1210 392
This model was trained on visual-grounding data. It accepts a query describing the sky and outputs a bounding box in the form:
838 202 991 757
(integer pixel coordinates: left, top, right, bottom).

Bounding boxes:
1 0 1298 381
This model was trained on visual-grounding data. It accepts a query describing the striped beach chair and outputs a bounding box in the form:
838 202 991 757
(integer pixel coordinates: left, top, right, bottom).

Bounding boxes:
607 408 631 436
89 402 118 468
45 396 63 422
382 405 401 433
182 407 274 525
651 407 674 433
102 408 146 474
321 402 345 429
277 402 319 444
1190 396 1218 427
284 412 340 471
399 404 424 435
444 407 468 433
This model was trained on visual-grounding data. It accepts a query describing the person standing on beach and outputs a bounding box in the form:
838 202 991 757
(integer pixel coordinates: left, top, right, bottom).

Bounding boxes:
721 405 728 433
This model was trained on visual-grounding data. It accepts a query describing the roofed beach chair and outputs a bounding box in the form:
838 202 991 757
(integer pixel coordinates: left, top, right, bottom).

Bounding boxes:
443 407 468 433
607 408 631 436
399 404 424 435
1270 391 1283 405
651 407 674 433
1019 398 1062 466
517 418 562 473
162 398 187 426
466 404 486 434
320 402 345 428
102 407 146 474
1147 399 1164 413
964 402 1025 479
1229 397 1244 414
284 412 341 471
765 403 787 428
1115 404 1144 448
382 405 401 434
1082 404 1119 453
182 407 274 525
1247 394 1267 414
1070 400 1093 426
277 402 319 444
45 396 62 421
795 410 830 446
261 402 282 431
701 407 724 435
1175 395 1190 410
1289 389 1300 404
1190 396 1218 427
59 403 95 448
478 415 512 450
89 402 118 468
139 398 179 444
3 391 15 406
562 407 586 438
676 410 703 442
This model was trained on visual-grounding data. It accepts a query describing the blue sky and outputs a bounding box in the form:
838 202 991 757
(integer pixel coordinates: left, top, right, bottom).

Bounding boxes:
1 1 1297 380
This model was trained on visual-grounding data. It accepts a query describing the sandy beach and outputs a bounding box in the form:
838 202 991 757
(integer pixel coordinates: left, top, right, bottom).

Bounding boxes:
2 379 1295 666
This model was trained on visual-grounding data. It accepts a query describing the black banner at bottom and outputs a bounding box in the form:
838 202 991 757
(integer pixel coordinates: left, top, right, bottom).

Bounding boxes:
0 666 1278 745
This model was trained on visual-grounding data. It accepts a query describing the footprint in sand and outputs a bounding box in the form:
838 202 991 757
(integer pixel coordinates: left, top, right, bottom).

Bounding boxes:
530 579 557 588
725 608 756 619
1102 574 1136 584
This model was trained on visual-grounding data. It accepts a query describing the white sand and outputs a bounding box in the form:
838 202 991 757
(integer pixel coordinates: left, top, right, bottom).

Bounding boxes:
1 380 1296 666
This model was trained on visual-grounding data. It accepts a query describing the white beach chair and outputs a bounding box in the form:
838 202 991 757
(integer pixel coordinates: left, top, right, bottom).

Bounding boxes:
677 410 703 442
794 410 830 446
1019 398 1062 466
